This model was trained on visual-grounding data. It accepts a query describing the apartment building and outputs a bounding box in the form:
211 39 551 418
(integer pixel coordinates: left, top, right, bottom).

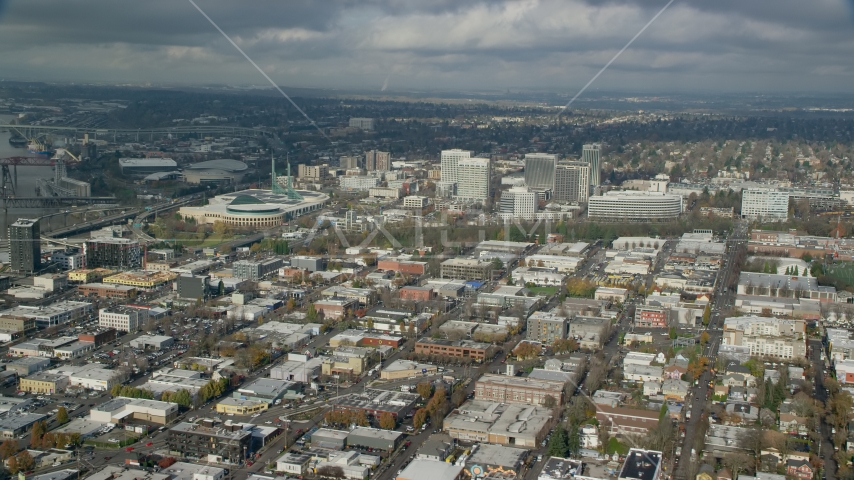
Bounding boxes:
232 258 284 281
526 311 568 344
722 316 807 359
167 419 251 463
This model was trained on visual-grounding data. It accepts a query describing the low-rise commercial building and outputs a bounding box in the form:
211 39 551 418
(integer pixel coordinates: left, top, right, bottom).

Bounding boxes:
78 283 138 299
380 360 438 380
90 397 180 425
443 400 552 448
331 389 419 419
98 307 148 332
440 258 492 280
167 419 252 464
20 373 69 394
415 338 494 362
216 398 269 416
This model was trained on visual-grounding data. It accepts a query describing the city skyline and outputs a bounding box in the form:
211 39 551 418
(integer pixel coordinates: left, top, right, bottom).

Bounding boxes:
0 1 852 94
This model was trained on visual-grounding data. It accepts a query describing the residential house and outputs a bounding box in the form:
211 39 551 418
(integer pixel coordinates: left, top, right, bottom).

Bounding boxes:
643 381 661 396
663 363 687 380
725 403 758 425
696 464 715 480
786 459 814 480
779 413 809 436
661 379 689 401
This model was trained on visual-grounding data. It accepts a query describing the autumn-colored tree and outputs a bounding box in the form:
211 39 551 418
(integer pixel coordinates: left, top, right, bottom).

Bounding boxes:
513 342 539 360
6 454 18 474
413 408 428 429
0 439 18 460
286 298 296 313
416 381 433 400
30 420 45 448
16 450 34 472
552 339 577 354
378 412 396 430
41 432 56 449
158 457 177 468
700 331 710 346
56 406 69 424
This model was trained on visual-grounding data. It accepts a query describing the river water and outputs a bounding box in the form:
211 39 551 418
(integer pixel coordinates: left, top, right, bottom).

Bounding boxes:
0 113 63 236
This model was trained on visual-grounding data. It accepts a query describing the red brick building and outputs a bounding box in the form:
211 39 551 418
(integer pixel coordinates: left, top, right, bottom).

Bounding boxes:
377 259 427 276
414 338 494 362
79 328 118 347
315 298 359 319
399 286 433 301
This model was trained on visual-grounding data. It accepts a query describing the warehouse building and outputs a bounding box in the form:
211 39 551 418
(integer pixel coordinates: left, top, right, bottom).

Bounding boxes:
0 413 48 439
443 400 552 448
130 335 175 350
331 389 419 419
347 427 404 452
183 159 248 184
119 158 178 175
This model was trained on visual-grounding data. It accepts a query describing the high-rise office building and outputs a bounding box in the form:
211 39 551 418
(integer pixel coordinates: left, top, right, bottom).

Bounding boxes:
365 150 390 171
455 158 491 202
582 144 602 187
499 187 538 217
83 238 142 270
339 156 361 169
554 162 590 203
524 153 558 190
440 149 473 184
9 218 40 273
349 118 375 130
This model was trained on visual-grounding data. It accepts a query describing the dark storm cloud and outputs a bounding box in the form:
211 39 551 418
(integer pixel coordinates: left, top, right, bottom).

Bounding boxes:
0 0 852 92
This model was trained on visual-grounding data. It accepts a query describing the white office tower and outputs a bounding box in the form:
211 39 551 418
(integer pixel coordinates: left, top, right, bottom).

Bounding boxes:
582 144 602 187
554 162 590 203
499 187 538 217
524 153 558 190
455 157 492 202
440 149 472 184
741 188 790 221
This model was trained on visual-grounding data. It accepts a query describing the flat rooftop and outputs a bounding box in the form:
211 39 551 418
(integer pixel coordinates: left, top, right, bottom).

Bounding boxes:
618 449 662 480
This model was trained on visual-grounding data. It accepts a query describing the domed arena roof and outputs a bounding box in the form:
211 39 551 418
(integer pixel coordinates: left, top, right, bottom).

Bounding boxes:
229 194 265 206
226 194 281 214
186 159 248 172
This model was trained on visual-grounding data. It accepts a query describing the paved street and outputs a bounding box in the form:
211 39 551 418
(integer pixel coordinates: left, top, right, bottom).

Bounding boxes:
673 221 747 480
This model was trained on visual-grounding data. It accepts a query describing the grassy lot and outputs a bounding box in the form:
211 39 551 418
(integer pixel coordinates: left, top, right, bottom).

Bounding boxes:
526 286 559 296
826 262 854 288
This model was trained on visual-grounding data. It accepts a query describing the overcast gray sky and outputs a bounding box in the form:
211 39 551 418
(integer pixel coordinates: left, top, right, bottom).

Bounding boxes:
1 0 853 94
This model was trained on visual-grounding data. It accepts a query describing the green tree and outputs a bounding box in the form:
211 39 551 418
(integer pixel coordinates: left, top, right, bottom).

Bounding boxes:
306 304 319 322
702 304 711 326
218 280 225 296
546 425 568 457
566 424 581 457
668 327 677 340
56 406 69 424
